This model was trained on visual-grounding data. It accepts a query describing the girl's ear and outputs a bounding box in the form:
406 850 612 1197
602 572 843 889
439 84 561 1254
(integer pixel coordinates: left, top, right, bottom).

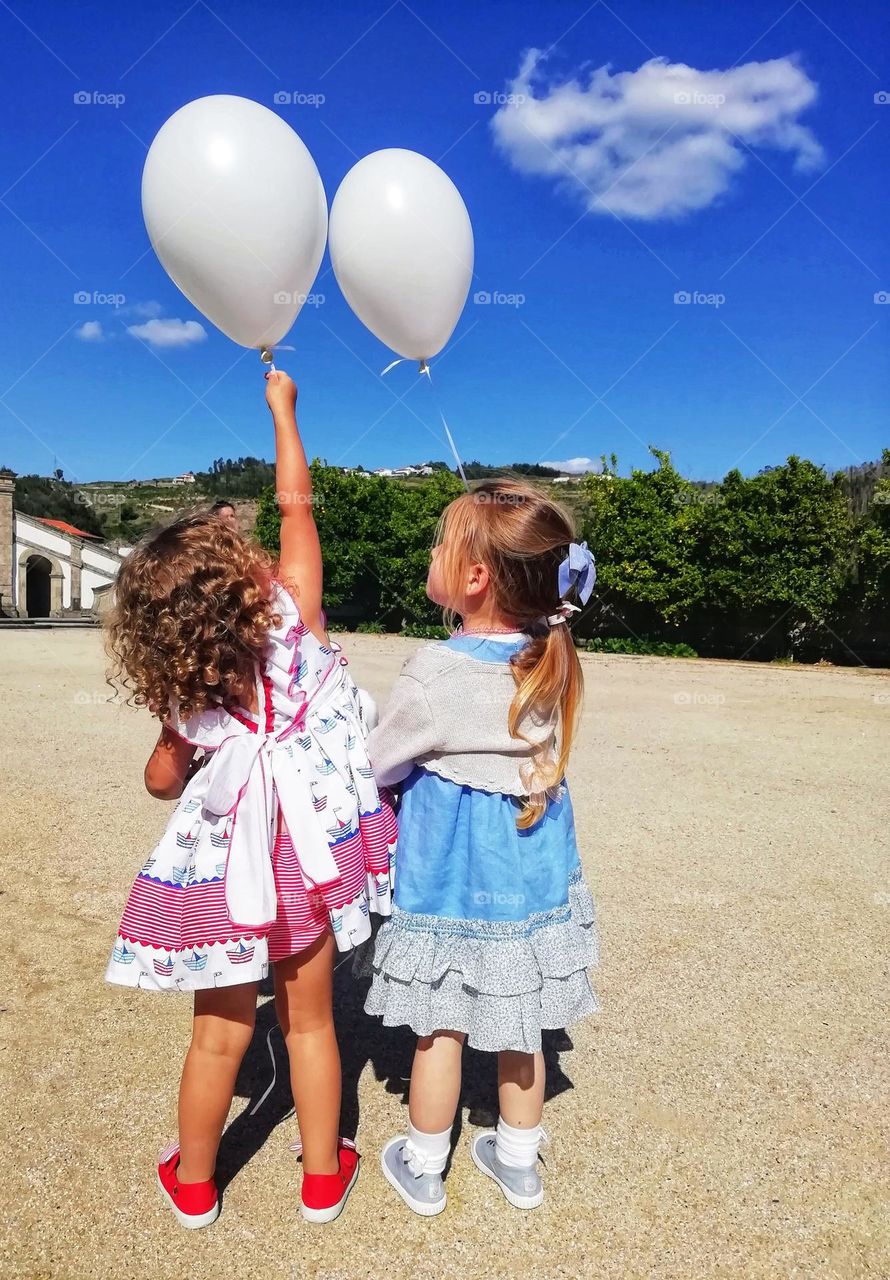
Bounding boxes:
465 560 490 598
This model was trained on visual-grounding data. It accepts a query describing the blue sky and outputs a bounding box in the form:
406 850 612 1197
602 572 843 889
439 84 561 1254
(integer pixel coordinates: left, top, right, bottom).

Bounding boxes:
0 0 887 483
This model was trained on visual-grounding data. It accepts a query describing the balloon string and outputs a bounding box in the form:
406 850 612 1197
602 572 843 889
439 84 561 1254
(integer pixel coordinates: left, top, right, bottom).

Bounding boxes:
420 362 469 490
380 358 470 491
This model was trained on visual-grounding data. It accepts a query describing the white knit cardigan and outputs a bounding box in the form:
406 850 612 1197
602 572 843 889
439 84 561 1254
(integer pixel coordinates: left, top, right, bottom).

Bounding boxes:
367 642 558 797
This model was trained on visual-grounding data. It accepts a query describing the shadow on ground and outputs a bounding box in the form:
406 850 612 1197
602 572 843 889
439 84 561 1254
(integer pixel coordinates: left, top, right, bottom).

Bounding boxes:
215 963 576 1193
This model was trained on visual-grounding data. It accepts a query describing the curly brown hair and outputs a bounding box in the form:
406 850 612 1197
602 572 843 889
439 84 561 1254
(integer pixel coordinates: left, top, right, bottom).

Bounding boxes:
106 514 279 721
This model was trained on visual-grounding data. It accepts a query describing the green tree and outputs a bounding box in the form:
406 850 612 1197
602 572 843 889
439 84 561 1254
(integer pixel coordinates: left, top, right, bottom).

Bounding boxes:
13 474 104 537
255 464 462 627
856 448 890 602
579 448 706 621
699 456 853 622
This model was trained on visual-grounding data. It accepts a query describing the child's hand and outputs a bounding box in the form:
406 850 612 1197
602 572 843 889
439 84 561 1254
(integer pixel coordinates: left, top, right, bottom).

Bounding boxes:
265 369 298 418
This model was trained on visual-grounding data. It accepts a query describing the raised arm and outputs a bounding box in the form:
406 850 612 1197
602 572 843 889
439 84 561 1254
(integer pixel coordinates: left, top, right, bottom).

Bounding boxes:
265 370 324 636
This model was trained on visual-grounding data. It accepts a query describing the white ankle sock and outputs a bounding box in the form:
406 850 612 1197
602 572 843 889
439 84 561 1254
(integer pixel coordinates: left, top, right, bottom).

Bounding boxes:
404 1121 451 1176
495 1117 542 1170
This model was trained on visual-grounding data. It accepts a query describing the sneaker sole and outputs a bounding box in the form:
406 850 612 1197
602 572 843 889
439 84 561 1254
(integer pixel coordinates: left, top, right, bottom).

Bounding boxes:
380 1137 447 1217
156 1172 220 1229
300 1158 360 1224
470 1135 544 1211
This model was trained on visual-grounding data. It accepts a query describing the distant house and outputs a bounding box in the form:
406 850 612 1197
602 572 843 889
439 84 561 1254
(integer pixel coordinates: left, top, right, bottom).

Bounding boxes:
171 471 196 486
373 464 435 478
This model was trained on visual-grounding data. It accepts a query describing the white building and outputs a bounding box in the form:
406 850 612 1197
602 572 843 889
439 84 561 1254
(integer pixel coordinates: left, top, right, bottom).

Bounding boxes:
0 471 127 618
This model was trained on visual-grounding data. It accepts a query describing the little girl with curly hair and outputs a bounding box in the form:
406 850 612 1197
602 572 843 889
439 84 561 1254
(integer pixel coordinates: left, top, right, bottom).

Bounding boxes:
105 371 396 1228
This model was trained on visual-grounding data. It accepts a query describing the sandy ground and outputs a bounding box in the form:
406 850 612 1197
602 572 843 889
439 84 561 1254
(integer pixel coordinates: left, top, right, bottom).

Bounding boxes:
1 630 888 1280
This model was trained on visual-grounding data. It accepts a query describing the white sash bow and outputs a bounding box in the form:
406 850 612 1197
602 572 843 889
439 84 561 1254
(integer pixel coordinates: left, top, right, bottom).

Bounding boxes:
188 663 371 929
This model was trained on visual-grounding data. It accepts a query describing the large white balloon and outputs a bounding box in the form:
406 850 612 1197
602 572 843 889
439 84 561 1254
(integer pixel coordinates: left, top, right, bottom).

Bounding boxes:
329 149 473 361
142 95 327 349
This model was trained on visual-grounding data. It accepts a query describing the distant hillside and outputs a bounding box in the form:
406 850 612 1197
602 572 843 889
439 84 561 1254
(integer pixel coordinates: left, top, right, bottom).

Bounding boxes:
11 452 889 547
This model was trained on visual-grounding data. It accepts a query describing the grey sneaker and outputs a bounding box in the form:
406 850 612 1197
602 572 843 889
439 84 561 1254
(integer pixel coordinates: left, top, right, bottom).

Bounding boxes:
470 1131 544 1210
380 1136 447 1216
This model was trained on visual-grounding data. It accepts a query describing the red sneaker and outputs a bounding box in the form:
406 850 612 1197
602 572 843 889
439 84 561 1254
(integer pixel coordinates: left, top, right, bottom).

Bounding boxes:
300 1139 360 1223
156 1142 220 1229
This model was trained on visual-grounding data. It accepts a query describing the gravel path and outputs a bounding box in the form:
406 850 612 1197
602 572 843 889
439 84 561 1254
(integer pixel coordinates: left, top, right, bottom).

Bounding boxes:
2 630 888 1279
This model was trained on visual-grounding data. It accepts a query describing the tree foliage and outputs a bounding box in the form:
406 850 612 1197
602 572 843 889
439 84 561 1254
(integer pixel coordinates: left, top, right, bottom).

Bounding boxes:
253 449 888 662
255 462 463 628
196 456 275 499
13 474 104 536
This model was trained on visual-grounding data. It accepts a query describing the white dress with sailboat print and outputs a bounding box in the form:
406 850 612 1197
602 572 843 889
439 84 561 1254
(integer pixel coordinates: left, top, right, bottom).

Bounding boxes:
105 582 397 992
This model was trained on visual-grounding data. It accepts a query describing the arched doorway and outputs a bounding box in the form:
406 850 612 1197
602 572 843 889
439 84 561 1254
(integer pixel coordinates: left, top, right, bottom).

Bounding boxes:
25 555 52 617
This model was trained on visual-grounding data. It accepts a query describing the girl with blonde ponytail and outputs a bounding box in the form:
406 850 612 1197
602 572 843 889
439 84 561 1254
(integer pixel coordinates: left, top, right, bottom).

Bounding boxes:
365 479 598 1216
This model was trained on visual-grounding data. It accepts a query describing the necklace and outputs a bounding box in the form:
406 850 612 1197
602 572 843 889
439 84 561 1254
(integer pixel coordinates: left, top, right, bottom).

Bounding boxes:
454 623 524 637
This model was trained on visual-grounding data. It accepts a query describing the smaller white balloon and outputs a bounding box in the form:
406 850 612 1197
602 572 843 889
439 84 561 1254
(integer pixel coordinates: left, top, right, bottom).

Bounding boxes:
142 95 328 350
329 149 474 361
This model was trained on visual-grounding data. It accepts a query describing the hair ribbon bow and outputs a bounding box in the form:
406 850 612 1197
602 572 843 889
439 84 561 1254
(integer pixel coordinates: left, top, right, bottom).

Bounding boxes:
557 541 596 605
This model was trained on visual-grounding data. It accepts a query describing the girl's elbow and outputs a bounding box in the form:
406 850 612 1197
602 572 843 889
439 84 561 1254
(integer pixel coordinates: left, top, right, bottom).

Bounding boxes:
144 770 182 801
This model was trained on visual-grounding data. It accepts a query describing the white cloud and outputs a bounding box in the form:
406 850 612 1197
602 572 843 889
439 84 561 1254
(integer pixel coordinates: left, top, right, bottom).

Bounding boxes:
543 456 598 474
127 300 164 319
492 52 822 220
75 320 104 342
127 317 207 348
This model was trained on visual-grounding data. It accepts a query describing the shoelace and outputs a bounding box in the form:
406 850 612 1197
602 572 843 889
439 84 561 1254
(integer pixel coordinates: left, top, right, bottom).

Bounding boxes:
403 1139 436 1178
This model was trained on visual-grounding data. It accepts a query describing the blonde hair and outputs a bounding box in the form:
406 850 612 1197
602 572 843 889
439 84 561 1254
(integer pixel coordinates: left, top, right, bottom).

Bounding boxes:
435 479 584 827
106 514 279 721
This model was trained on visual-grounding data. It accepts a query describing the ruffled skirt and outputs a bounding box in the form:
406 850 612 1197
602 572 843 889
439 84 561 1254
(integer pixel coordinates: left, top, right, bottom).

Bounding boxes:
364 870 596 1054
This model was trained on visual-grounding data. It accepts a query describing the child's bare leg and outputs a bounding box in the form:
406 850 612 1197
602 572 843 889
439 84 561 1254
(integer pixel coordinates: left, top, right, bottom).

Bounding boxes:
177 981 259 1183
274 932 340 1176
497 1049 545 1128
409 1030 466 1132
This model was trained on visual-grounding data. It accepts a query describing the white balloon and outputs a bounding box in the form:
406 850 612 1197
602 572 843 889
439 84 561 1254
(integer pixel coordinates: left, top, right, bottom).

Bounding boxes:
329 148 473 361
142 95 327 349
